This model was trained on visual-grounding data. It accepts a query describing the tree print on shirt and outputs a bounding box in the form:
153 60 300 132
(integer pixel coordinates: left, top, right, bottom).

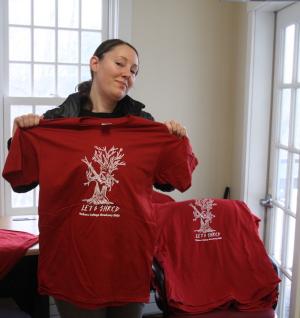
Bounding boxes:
190 198 217 233
81 146 126 205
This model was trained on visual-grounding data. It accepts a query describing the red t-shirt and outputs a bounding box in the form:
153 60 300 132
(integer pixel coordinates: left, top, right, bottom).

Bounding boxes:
2 116 198 308
153 199 280 314
0 229 38 279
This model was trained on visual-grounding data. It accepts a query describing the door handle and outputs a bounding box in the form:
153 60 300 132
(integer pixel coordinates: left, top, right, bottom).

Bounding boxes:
260 194 273 208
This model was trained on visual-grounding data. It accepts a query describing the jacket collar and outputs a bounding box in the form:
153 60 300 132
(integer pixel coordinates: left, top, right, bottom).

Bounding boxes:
77 93 145 116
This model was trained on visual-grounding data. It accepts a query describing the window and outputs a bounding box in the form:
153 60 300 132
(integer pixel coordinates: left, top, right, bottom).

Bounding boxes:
8 0 106 97
1 0 111 215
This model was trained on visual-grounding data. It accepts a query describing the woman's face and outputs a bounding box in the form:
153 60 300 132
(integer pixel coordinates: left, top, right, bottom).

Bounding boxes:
90 44 139 101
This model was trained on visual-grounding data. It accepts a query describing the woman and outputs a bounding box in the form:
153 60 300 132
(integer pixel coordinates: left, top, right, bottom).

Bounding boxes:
12 39 186 138
8 39 193 318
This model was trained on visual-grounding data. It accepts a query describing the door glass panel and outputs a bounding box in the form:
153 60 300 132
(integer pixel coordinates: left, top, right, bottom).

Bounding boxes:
283 24 295 84
281 276 292 318
286 216 296 275
34 0 55 27
279 89 291 146
276 149 288 205
273 207 284 263
295 89 300 149
290 154 299 213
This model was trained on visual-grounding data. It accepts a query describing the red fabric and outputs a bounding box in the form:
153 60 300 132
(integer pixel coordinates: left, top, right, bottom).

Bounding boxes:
153 199 280 314
0 229 38 279
2 116 198 309
152 191 175 204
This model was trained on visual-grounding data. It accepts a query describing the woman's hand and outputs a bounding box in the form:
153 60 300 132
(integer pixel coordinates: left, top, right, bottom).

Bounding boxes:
12 114 42 136
164 120 187 137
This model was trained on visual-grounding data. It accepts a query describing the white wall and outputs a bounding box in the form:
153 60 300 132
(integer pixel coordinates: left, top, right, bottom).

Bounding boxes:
129 0 245 200
231 4 248 200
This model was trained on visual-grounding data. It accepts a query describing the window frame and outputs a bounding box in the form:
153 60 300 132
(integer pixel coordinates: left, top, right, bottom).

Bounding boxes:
0 0 132 216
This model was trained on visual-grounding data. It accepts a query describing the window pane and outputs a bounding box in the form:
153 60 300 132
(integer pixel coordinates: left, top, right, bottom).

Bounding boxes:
34 0 55 26
36 105 57 116
81 31 102 64
9 63 31 96
9 27 31 61
57 65 78 97
290 154 299 213
286 216 295 275
9 0 31 25
281 276 291 318
34 64 55 96
11 191 34 208
58 0 79 28
10 105 33 136
276 149 288 205
58 30 79 63
273 207 284 263
283 24 295 84
35 186 40 207
279 89 291 146
82 0 102 30
81 65 91 82
295 89 300 149
34 29 55 62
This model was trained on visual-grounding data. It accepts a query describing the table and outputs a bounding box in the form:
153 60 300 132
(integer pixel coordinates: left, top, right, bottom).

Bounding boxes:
0 215 49 318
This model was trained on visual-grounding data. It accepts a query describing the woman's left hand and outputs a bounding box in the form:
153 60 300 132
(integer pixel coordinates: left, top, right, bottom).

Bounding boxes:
164 120 187 137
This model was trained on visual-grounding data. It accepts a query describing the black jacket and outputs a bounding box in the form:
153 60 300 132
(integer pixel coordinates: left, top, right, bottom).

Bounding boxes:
43 93 154 120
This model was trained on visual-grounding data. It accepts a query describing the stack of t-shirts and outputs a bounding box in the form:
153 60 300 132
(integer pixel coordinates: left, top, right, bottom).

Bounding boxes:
152 190 175 204
153 199 280 314
0 229 38 279
2 116 198 309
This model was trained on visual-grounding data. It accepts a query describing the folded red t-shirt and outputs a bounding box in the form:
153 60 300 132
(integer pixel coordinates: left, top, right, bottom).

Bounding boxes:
0 229 38 279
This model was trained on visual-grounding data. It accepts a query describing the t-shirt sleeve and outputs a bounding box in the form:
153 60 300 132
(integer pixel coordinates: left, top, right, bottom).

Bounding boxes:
154 136 198 192
239 201 261 231
2 128 39 192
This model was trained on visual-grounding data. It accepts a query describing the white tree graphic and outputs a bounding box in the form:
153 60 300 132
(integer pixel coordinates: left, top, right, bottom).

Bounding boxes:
81 146 126 205
190 199 217 233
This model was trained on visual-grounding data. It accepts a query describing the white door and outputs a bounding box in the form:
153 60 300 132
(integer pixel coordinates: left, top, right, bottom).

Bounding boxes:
267 3 300 318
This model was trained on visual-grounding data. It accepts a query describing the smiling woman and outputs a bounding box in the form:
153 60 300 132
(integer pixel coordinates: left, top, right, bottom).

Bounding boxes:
5 38 194 318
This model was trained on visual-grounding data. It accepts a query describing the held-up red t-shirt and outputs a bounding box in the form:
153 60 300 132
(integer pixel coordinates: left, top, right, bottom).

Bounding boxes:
2 116 198 309
153 199 280 314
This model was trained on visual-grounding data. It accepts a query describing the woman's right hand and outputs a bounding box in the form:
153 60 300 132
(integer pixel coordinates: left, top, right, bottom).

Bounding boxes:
12 114 42 136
